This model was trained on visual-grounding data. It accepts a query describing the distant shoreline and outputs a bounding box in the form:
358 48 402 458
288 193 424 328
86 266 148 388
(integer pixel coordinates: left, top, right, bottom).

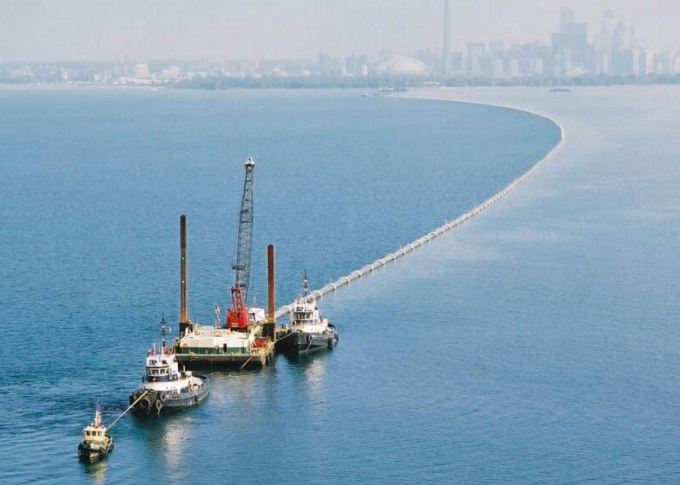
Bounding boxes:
1 73 680 91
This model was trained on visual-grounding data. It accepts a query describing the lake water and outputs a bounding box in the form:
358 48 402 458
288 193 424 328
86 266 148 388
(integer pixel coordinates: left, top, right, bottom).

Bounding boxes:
1 85 679 484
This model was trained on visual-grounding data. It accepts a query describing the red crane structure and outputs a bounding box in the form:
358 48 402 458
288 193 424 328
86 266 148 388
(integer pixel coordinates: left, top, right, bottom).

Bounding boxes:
226 157 255 330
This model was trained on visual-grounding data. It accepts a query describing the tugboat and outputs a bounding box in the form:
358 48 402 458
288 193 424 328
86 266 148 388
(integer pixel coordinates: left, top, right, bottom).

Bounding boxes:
129 316 210 415
275 271 338 355
77 404 114 461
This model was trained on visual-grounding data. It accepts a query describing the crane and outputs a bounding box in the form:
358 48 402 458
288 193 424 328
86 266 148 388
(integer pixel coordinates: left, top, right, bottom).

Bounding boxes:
227 157 255 330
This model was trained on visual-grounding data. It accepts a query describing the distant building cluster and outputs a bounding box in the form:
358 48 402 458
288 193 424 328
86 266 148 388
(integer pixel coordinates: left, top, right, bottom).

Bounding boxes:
0 56 431 86
435 8 680 79
0 62 185 85
1 6 679 88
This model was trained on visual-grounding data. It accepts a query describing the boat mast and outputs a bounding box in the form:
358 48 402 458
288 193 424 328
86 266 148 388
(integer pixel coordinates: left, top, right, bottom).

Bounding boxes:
301 270 310 297
94 403 102 428
159 314 170 349
227 157 255 330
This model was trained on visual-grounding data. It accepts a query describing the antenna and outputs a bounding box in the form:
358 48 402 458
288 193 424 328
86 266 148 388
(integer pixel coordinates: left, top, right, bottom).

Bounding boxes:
159 314 171 349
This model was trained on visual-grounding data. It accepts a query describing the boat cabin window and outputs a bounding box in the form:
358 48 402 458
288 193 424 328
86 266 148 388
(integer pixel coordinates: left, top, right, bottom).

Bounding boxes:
148 367 173 377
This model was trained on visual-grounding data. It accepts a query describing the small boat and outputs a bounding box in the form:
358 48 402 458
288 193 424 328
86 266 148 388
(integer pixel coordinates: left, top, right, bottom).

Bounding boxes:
129 316 210 415
275 271 338 354
77 404 114 461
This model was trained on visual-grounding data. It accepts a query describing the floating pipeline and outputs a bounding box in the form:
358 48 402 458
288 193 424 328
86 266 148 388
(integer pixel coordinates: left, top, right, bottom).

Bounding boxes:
275 101 565 319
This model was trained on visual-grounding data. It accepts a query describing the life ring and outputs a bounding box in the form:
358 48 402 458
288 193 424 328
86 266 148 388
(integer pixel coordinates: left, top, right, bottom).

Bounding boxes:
160 393 166 402
155 399 163 413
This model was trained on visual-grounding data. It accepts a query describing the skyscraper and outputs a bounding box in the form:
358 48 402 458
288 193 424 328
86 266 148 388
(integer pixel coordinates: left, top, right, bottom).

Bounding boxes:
613 17 628 51
467 43 485 75
560 7 576 33
601 10 617 38
442 0 453 77
552 8 588 75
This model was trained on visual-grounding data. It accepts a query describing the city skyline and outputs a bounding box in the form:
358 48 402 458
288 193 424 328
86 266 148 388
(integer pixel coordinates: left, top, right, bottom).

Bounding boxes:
1 0 679 63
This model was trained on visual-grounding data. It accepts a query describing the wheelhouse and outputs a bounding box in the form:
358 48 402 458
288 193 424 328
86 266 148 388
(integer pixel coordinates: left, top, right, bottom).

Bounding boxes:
83 427 107 443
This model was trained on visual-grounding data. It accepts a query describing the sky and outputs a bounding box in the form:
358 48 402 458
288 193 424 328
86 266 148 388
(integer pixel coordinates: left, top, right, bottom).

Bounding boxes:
0 0 678 62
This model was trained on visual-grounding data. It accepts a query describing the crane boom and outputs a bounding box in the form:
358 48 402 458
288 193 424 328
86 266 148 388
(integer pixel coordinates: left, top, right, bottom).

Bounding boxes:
227 157 255 330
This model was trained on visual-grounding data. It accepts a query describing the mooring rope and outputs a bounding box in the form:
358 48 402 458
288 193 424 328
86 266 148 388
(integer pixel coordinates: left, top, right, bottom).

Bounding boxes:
107 390 149 430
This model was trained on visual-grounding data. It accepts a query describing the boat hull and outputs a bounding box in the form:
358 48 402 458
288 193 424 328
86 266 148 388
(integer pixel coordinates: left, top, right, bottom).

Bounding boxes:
174 326 275 369
77 437 114 461
129 374 210 415
174 348 273 369
276 325 338 355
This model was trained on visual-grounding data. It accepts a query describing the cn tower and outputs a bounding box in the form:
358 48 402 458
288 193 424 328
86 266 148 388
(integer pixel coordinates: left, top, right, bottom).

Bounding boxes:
442 0 453 77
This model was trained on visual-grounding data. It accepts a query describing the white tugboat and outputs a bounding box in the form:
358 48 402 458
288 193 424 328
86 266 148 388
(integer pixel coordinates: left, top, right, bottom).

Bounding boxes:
275 271 338 354
77 404 114 461
129 316 210 415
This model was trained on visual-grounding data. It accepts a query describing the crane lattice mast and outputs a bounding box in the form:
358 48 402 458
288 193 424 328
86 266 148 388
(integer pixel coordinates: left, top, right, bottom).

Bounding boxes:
227 157 255 329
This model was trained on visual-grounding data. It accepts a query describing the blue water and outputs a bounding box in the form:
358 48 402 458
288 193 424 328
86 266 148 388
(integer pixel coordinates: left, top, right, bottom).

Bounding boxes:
3 84 678 484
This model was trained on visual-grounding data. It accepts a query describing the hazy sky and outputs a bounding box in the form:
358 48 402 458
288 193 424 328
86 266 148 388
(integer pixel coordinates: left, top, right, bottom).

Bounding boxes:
1 0 678 62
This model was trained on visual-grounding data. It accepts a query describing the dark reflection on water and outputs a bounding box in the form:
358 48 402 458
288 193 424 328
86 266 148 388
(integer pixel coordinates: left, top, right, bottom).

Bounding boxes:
281 349 333 368
78 459 108 484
